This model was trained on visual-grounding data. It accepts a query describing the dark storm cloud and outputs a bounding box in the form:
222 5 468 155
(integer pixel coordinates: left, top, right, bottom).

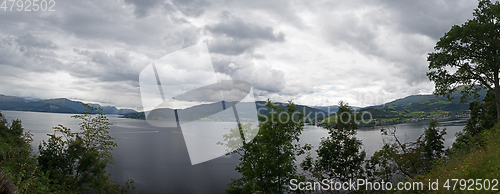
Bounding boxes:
205 14 285 55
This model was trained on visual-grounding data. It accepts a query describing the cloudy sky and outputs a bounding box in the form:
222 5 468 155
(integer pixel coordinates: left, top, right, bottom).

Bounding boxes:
0 0 483 110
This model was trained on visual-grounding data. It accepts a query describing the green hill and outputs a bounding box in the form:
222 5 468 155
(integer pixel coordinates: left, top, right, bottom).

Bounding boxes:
361 89 488 120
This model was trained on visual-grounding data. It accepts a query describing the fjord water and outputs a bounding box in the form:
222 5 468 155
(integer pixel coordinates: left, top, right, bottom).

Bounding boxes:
1 110 467 193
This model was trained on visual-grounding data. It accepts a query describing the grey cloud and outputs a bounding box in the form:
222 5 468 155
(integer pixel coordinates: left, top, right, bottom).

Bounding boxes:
207 38 258 56
124 0 209 18
60 11 151 46
376 0 477 40
163 30 200 51
211 56 285 95
171 0 210 17
0 10 56 36
15 33 57 49
26 0 201 50
223 0 306 28
388 34 438 85
0 36 62 72
0 0 475 109
70 49 145 83
124 0 164 17
206 14 285 55
321 1 478 87
207 18 285 42
324 12 381 57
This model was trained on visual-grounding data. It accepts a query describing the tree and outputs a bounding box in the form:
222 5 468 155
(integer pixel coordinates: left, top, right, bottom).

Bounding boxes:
0 112 20 194
423 119 446 162
453 90 497 151
465 90 497 135
367 119 446 180
427 0 500 123
220 100 309 193
370 126 426 178
38 104 133 193
365 144 397 182
0 112 53 193
0 169 19 194
302 101 366 183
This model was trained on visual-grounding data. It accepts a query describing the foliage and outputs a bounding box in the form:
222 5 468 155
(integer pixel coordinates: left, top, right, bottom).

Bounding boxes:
121 112 145 120
38 104 134 193
452 90 497 152
427 0 500 122
465 90 497 136
302 101 366 183
375 126 427 178
221 100 310 193
367 119 446 181
217 123 259 155
365 144 397 182
423 119 447 161
0 111 53 193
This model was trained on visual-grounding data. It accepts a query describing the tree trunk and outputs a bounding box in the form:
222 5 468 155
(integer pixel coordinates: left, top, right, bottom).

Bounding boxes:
0 170 18 194
495 87 500 123
495 67 500 123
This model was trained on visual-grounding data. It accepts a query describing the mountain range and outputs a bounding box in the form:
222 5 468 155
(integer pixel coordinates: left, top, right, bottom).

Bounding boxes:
0 88 489 119
122 88 487 122
122 101 329 122
0 94 137 115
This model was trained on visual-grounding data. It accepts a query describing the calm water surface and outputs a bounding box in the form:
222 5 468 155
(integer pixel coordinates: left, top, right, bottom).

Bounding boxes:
1 110 467 193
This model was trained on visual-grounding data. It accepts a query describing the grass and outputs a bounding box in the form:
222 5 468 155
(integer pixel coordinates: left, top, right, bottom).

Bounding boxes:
406 124 500 193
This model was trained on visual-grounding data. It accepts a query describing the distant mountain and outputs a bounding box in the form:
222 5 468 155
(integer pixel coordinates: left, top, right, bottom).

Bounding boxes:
122 101 328 122
0 95 78 113
23 97 42 102
312 105 362 114
101 106 138 115
0 94 137 115
37 98 89 113
254 101 328 119
0 95 25 102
